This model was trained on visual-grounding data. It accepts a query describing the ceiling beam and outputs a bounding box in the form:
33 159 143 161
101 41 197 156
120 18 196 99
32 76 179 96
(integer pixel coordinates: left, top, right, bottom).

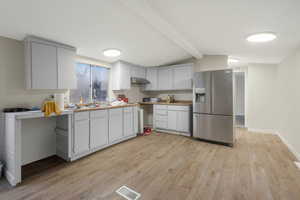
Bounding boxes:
119 0 203 59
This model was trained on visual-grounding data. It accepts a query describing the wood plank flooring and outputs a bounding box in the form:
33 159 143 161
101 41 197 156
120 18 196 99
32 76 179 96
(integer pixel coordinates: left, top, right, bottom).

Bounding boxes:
1 128 300 200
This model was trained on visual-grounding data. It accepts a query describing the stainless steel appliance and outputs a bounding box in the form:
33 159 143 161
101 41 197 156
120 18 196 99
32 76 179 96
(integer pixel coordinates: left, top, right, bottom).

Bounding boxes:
193 70 234 145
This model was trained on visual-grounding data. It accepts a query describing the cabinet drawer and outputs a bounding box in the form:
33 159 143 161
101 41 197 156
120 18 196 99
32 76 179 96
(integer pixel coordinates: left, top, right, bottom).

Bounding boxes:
156 120 167 129
155 115 167 121
154 105 168 110
74 112 90 121
90 110 108 118
155 109 167 116
167 105 190 111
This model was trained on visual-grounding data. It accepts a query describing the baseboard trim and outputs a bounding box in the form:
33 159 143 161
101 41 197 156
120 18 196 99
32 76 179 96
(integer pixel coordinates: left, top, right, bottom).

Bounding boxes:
247 128 277 134
247 128 300 161
276 133 300 161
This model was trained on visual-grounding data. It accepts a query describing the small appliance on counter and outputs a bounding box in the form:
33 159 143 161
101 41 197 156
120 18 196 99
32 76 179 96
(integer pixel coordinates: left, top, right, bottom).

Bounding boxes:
142 97 161 102
166 95 175 103
3 107 31 113
117 94 129 103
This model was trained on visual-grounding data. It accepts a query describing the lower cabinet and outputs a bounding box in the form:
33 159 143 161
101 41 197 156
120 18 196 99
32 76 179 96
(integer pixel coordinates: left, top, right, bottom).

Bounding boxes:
123 107 134 137
73 118 90 155
90 110 109 149
167 110 177 130
72 106 138 160
109 108 124 143
154 105 191 136
177 111 190 132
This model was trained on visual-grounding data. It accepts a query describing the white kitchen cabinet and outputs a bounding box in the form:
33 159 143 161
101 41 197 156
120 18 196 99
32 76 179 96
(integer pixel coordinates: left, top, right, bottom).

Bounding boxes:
145 68 158 91
25 36 77 90
158 67 173 90
133 106 139 134
109 108 123 142
177 111 190 133
167 110 177 130
90 110 109 149
31 42 58 89
131 66 146 78
111 61 131 90
57 47 77 89
173 65 193 90
154 105 191 136
123 107 134 137
73 113 90 155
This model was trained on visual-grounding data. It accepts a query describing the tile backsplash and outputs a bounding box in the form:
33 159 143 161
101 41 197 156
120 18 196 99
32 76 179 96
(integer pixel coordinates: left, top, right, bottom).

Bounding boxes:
112 85 192 103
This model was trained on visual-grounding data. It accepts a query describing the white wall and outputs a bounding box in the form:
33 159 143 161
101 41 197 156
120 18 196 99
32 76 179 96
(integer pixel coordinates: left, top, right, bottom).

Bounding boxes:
276 48 300 159
194 55 228 72
246 64 278 133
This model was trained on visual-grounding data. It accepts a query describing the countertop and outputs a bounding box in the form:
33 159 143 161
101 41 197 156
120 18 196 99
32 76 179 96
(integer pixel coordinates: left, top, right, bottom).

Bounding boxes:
4 104 139 119
139 101 192 106
74 103 139 112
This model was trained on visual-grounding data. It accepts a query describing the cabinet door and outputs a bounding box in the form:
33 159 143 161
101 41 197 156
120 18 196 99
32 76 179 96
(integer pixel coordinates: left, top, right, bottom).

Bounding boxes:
173 66 193 90
73 119 90 155
120 62 131 90
131 66 146 79
57 47 77 89
109 108 123 143
145 68 158 90
158 68 172 90
111 61 131 90
133 106 139 134
167 110 177 130
123 107 134 137
177 111 190 133
90 111 108 149
31 42 57 89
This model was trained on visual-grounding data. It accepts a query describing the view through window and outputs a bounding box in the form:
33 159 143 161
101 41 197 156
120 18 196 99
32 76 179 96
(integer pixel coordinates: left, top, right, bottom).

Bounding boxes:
70 63 109 103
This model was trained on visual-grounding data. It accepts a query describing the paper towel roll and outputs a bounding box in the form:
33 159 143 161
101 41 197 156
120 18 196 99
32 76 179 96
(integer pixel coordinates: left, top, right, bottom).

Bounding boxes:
54 94 65 111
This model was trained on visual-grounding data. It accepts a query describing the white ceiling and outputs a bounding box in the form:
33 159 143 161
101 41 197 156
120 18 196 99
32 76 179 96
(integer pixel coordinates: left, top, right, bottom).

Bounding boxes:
0 0 299 66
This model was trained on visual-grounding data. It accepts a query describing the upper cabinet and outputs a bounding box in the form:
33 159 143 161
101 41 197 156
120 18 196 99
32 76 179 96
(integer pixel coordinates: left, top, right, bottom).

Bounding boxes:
158 67 173 90
173 64 193 90
111 61 131 90
145 68 158 91
145 63 194 91
25 36 77 90
131 65 146 79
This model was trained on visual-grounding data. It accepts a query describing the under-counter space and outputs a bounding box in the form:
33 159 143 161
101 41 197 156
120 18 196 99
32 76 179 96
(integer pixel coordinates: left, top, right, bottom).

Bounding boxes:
1 104 139 186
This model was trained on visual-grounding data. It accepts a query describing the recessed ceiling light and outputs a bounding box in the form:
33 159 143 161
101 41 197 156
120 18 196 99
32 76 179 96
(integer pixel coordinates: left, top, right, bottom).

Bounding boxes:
103 49 121 57
228 58 239 63
246 32 277 43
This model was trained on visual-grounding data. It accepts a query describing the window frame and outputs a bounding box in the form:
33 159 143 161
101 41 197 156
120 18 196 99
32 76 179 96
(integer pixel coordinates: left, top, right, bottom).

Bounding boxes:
71 62 110 104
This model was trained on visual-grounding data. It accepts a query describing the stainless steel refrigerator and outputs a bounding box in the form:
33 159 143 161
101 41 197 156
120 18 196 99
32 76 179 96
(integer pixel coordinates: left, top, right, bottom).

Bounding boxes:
193 70 235 145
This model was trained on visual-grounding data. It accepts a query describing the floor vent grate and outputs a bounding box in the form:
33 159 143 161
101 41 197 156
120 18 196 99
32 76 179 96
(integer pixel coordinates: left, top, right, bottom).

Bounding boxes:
116 186 141 200
295 161 300 170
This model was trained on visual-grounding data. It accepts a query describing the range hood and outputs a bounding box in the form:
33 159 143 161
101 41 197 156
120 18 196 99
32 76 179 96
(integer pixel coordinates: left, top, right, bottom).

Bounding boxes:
131 77 150 85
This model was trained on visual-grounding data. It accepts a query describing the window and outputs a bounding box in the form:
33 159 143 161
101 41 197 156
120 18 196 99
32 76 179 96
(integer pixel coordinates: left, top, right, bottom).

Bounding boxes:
70 63 109 103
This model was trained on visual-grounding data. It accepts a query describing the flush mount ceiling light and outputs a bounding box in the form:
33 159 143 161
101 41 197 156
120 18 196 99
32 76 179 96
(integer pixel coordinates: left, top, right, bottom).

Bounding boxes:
228 58 239 63
103 49 121 57
246 32 277 43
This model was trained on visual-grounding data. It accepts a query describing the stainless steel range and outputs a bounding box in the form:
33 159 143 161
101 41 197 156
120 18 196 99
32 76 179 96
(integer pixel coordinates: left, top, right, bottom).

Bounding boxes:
193 70 235 146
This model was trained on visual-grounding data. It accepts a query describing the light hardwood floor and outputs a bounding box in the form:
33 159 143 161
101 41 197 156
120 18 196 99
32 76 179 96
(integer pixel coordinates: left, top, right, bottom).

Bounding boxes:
1 128 300 200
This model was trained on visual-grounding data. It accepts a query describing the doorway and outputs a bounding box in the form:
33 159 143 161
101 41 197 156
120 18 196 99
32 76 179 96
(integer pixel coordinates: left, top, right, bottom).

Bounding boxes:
234 71 245 127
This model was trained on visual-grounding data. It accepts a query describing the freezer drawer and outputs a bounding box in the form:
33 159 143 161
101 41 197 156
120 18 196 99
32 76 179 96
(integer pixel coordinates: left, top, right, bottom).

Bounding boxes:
193 113 233 144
